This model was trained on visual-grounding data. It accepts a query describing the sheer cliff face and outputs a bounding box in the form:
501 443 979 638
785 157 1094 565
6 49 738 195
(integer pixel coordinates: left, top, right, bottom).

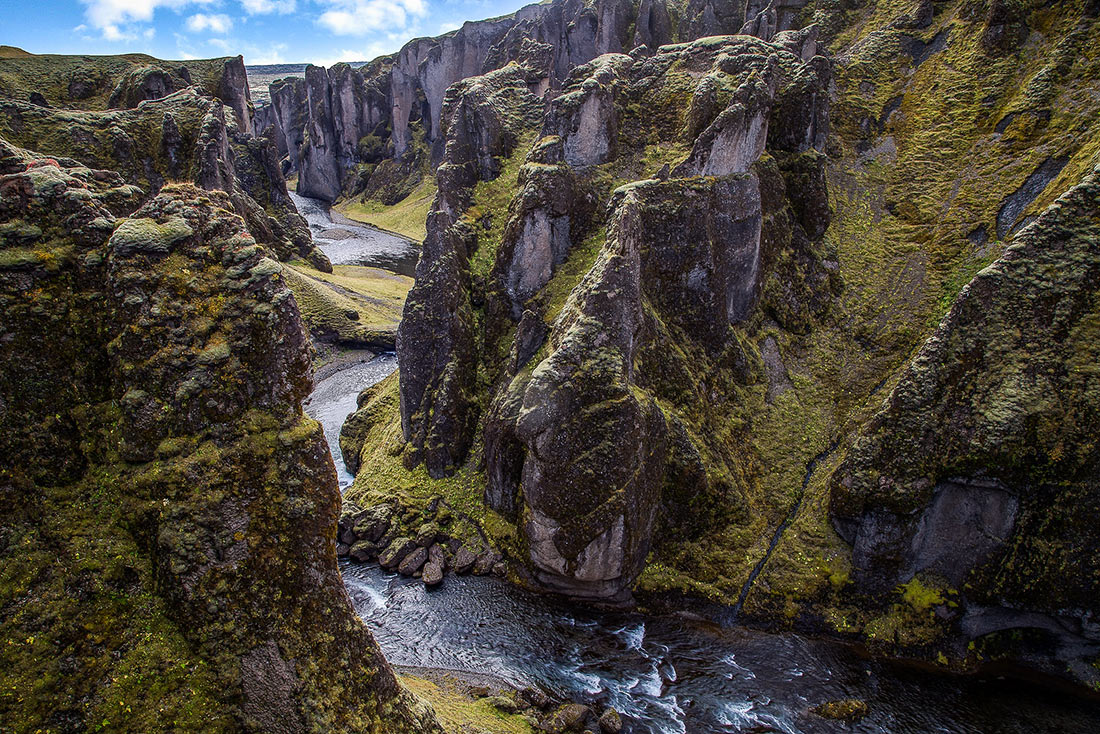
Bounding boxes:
342 0 1100 685
267 0 812 201
0 66 435 733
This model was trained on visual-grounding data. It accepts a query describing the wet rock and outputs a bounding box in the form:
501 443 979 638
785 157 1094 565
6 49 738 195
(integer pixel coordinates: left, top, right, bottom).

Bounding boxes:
543 703 595 733
379 537 417 570
398 546 429 576
521 686 552 709
598 707 623 733
336 542 351 557
451 546 478 574
472 553 497 576
422 561 444 586
349 540 380 563
812 699 870 721
428 543 446 569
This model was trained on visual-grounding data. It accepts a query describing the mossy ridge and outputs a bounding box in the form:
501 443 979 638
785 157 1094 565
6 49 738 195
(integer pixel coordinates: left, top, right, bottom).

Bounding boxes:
0 51 231 110
731 0 1100 629
1 153 436 731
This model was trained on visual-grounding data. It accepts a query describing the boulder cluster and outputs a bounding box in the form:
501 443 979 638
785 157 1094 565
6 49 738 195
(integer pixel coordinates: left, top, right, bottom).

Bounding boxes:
337 502 506 586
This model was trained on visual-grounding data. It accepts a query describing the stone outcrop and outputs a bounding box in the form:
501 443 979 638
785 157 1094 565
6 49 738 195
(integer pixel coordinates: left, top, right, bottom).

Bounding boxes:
396 42 552 478
0 81 327 269
0 141 437 731
383 33 834 601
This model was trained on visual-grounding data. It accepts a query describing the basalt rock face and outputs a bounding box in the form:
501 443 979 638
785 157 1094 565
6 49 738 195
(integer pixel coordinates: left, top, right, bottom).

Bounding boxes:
345 0 1100 685
0 64 327 270
396 42 553 478
267 0 812 203
376 32 834 601
829 165 1100 678
0 143 437 731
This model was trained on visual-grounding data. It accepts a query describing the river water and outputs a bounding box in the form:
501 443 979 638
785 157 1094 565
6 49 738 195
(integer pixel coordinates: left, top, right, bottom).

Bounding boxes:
303 354 397 488
304 360 1100 734
291 192 419 276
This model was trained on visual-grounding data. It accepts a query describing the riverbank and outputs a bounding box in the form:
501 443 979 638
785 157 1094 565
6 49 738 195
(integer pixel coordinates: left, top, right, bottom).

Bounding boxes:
334 176 435 243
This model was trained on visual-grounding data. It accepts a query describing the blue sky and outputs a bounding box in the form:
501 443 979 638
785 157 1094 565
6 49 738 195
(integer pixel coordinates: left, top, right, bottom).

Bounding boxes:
1 0 532 65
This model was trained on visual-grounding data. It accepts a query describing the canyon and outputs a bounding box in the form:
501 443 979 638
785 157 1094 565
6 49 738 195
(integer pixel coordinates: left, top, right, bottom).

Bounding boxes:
2 0 1100 732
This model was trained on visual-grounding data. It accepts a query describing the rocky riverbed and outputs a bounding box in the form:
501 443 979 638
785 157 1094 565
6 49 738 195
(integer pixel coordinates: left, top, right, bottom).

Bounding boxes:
291 192 419 276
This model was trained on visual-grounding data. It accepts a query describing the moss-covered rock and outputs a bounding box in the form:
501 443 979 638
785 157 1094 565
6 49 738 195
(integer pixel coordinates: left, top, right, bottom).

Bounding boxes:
0 144 438 732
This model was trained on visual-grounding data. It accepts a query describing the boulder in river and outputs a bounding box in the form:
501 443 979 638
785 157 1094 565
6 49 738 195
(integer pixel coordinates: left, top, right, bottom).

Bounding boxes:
543 703 596 733
349 540 380 562
422 561 444 587
598 707 623 733
398 546 429 576
379 536 417 570
451 546 478 574
812 699 870 721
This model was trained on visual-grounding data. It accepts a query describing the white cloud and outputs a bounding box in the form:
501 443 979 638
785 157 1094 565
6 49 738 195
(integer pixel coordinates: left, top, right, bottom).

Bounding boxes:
240 0 296 13
186 13 233 34
246 42 289 64
316 0 427 36
80 0 216 41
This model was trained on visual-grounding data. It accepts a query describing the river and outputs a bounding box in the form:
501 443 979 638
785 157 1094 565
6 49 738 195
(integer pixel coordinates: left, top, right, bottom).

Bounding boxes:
291 192 419 276
304 359 1100 734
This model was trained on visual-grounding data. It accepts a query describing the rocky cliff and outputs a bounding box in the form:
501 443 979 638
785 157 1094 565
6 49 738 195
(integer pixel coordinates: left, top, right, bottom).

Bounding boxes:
263 0 812 202
340 0 1100 688
0 66 437 733
0 52 331 272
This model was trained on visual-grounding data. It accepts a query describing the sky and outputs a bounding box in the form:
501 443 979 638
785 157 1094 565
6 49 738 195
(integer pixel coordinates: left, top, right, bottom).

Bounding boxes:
0 0 533 66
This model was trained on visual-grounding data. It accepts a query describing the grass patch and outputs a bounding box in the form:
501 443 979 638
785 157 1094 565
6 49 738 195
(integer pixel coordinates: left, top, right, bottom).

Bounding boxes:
401 676 535 734
283 262 410 345
337 175 435 243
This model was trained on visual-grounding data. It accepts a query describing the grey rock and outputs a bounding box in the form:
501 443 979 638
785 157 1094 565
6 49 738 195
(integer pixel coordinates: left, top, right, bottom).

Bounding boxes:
398 546 429 576
422 561 444 586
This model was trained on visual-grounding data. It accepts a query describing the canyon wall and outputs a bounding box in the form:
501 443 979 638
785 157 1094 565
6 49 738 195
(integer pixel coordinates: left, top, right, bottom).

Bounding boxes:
0 56 437 732
263 0 812 201
341 0 1100 688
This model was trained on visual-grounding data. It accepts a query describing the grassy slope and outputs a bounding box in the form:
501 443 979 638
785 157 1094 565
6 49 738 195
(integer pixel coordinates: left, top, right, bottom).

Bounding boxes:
337 175 435 243
283 262 411 345
400 676 535 734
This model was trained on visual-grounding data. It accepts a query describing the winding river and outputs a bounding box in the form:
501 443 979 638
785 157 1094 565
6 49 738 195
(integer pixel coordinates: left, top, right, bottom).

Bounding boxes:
291 192 419 276
305 358 1100 734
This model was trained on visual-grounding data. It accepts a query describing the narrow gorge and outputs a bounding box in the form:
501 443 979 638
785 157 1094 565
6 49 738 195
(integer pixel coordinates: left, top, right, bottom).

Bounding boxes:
3 0 1100 732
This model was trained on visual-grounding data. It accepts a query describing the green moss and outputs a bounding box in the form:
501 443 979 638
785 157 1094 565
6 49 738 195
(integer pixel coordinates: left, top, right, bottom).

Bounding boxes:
399 676 535 734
